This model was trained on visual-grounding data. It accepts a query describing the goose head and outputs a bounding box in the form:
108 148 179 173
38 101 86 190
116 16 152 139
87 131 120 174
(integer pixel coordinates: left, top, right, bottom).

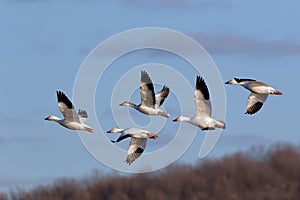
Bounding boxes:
106 128 124 133
225 78 239 85
145 132 158 139
44 115 61 121
158 111 170 118
269 88 283 95
215 120 226 129
172 116 190 122
119 101 137 108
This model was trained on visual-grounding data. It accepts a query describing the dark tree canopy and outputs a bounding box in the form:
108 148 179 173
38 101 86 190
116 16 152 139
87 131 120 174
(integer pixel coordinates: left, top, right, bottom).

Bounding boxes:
4 144 300 200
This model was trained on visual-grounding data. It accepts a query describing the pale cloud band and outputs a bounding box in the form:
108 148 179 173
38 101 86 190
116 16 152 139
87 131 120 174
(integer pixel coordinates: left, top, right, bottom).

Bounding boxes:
191 32 300 55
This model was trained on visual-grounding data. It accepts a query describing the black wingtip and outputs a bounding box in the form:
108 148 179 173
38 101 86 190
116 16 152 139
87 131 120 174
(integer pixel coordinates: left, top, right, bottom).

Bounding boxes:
245 111 256 115
195 76 210 100
141 70 152 84
162 85 170 93
245 102 263 115
135 147 144 154
111 140 116 143
141 70 149 79
196 76 205 87
56 90 62 97
56 90 66 97
234 78 256 83
56 90 74 109
125 160 132 165
245 112 255 115
156 85 170 107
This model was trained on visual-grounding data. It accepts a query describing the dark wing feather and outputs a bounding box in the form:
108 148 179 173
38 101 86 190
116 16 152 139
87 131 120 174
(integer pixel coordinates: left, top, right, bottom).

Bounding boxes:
140 71 155 107
112 133 132 143
155 85 169 107
246 102 263 115
246 93 268 115
56 91 74 109
56 91 79 121
78 109 88 123
78 109 88 118
194 76 211 117
196 76 210 100
234 78 256 83
126 137 147 165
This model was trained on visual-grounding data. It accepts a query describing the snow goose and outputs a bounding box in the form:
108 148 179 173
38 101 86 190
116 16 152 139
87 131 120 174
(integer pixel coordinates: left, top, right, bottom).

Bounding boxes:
107 127 158 165
173 76 226 130
225 78 283 115
45 91 93 132
119 71 170 118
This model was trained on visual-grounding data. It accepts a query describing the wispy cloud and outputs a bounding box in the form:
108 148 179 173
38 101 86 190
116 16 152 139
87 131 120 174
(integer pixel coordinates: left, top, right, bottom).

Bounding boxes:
77 31 300 58
3 136 49 145
78 46 94 56
191 32 300 55
120 0 233 10
9 0 232 10
0 117 32 126
32 42 61 55
0 134 52 151
9 0 97 3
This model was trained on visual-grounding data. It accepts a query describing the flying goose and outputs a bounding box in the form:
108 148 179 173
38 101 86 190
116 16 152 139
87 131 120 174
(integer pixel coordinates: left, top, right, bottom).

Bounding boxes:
173 76 226 130
119 71 170 118
107 127 158 165
45 91 93 132
225 78 283 115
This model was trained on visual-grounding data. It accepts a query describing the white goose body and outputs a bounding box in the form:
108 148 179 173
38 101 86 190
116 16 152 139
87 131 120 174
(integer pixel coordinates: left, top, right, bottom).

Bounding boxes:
107 127 158 165
173 76 225 131
138 105 165 115
119 71 170 118
45 91 93 132
58 119 88 131
225 78 283 115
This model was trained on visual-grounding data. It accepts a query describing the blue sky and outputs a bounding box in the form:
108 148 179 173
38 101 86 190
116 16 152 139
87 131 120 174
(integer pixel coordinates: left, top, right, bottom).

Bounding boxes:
0 0 299 192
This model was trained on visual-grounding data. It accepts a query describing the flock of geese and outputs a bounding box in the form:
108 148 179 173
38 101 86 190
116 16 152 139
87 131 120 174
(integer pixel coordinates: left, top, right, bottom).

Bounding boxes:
45 71 282 164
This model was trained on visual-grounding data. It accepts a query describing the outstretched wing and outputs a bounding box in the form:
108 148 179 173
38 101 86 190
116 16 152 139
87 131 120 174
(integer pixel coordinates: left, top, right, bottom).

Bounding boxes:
194 76 211 118
111 133 131 143
246 93 268 115
56 91 79 122
126 137 147 165
234 78 256 83
155 85 169 108
78 109 88 123
140 71 155 107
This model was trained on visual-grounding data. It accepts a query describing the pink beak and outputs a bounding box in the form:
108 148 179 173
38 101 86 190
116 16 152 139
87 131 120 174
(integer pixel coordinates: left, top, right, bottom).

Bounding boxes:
273 90 283 95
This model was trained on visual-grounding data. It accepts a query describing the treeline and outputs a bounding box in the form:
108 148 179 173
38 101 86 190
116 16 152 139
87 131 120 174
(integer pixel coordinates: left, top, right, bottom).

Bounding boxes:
3 144 300 200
